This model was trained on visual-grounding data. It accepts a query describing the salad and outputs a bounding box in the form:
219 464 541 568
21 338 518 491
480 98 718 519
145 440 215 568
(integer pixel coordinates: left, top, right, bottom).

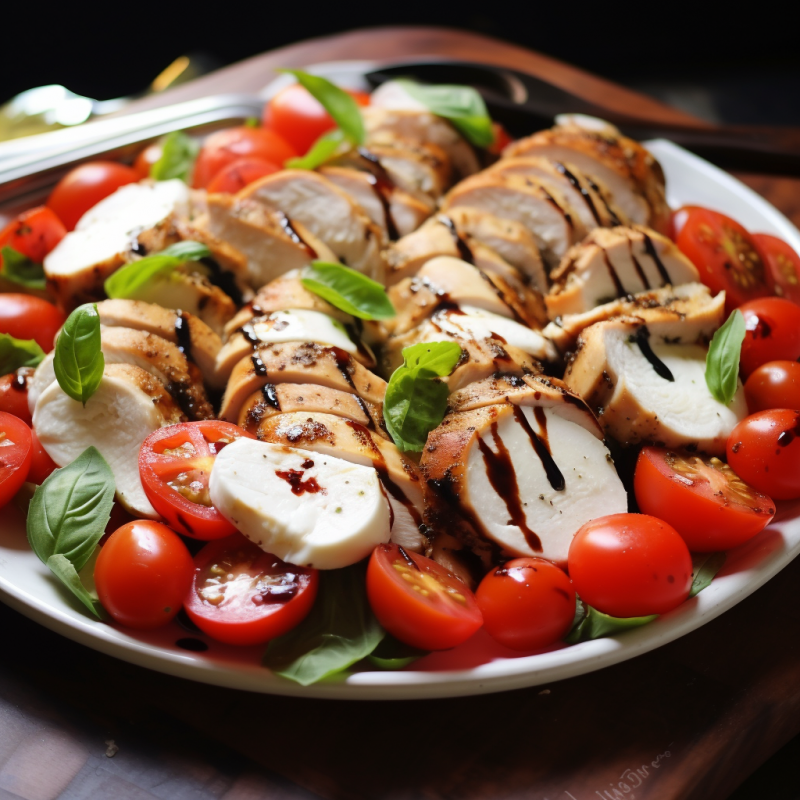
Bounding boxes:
1 70 800 687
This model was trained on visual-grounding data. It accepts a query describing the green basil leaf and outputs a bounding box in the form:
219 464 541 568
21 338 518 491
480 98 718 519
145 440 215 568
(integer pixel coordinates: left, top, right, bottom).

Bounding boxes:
566 598 656 644
104 241 211 299
26 446 115 571
245 117 260 128
264 564 384 685
0 246 46 289
301 261 395 321
285 128 348 170
279 69 364 145
150 130 199 183
394 80 494 147
689 552 726 598
367 635 425 670
0 333 44 375
383 342 462 452
53 303 104 405
705 309 746 405
46 554 104 619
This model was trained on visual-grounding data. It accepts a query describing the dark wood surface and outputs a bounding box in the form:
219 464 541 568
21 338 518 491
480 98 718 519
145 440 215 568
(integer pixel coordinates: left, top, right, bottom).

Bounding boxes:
2 27 800 800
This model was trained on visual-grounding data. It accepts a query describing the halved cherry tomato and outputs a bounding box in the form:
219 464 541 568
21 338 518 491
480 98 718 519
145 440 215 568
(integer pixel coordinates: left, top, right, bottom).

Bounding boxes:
0 370 32 425
262 84 370 156
192 127 297 189
95 520 194 629
47 161 139 231
206 157 281 194
0 411 32 507
634 446 774 552
0 206 66 266
727 409 800 500
133 143 163 179
184 533 318 646
476 557 576 650
744 361 800 413
568 513 692 617
367 543 483 651
139 421 253 539
675 207 770 312
28 428 57 485
752 233 800 306
667 205 701 241
0 294 66 352
739 297 800 378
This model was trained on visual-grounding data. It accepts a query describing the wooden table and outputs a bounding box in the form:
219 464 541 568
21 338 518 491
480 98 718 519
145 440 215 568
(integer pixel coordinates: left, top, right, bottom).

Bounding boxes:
3 27 800 800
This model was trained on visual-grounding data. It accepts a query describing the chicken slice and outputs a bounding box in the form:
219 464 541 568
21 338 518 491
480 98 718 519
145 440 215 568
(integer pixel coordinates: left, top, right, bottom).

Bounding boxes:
32 363 183 517
258 411 428 552
238 170 386 280
546 226 700 317
563 317 747 453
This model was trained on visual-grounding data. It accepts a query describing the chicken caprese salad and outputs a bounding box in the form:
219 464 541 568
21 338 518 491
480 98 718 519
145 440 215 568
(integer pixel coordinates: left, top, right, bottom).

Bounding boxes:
2 70 800 685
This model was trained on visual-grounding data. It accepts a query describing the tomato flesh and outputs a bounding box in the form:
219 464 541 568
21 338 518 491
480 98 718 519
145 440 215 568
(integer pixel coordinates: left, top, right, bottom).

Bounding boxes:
139 421 253 539
0 411 32 507
0 370 32 425
367 543 482 651
95 520 194 629
744 360 800 413
752 233 800 306
184 534 318 646
0 206 66 265
206 157 281 194
568 513 692 617
0 294 66 352
634 446 774 552
133 143 162 179
28 428 57 485
738 297 800 378
476 557 575 650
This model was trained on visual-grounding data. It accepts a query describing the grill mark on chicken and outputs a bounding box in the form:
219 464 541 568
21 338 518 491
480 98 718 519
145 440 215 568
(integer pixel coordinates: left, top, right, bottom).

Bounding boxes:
626 237 651 289
553 162 602 226
200 256 245 306
514 406 566 492
536 185 573 230
586 176 623 227
437 215 475 264
276 211 316 258
174 312 193 363
602 250 626 297
640 230 672 284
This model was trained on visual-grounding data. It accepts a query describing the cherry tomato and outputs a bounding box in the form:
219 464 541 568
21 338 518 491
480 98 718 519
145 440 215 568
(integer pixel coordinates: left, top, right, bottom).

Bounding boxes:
206 157 281 194
0 370 32 425
47 161 139 231
132 143 163 179
262 84 370 156
192 127 297 189
752 233 800 306
0 411 32 507
727 409 800 500
139 421 253 539
95 520 194 629
744 361 800 413
475 557 576 650
675 207 770 312
0 206 66 265
738 297 800 378
28 428 57 485
183 533 318 646
634 446 774 552
568 513 692 617
488 122 513 156
0 294 65 352
367 543 483 651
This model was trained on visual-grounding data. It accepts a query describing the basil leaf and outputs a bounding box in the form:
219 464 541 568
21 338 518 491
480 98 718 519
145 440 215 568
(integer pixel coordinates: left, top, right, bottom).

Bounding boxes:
286 128 348 170
264 564 384 685
566 598 656 644
705 309 746 405
104 241 211 299
53 303 104 405
279 69 364 145
26 446 115 571
150 130 199 183
46 554 104 619
394 80 494 148
0 333 44 375
301 261 395 320
383 342 462 452
367 635 425 670
1 246 46 289
689 552 726 598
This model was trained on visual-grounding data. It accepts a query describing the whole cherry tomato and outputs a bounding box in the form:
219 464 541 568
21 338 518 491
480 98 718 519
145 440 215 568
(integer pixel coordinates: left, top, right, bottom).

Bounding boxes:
0 294 65 352
0 206 66 265
206 157 280 194
0 411 32 507
133 143 163 179
0 370 32 425
738 297 800 378
28 428 58 485
744 361 800 412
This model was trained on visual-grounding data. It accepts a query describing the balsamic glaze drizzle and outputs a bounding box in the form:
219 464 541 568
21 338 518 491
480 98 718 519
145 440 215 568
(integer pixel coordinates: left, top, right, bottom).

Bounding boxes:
634 326 675 381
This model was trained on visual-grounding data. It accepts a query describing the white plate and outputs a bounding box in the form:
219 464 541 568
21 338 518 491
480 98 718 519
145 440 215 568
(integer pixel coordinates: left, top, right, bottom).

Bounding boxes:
2 140 800 700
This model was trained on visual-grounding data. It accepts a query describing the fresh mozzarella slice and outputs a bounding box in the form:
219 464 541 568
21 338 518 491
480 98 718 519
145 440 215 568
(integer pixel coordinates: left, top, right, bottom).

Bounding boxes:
369 80 429 112
32 364 182 517
208 438 391 569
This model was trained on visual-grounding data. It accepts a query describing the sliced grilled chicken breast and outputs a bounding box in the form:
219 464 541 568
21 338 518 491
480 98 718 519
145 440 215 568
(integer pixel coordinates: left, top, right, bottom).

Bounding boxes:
32 363 183 517
547 226 700 317
258 411 428 553
238 171 386 280
43 180 190 309
564 317 747 453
